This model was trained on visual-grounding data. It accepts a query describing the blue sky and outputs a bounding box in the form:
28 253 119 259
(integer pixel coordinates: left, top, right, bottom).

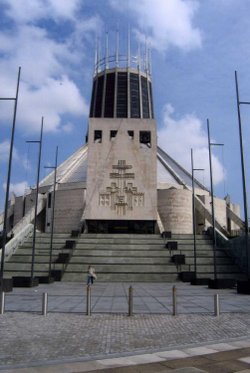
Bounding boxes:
0 0 250 218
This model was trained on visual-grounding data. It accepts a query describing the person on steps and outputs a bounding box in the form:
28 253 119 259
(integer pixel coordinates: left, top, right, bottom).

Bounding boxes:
87 265 97 286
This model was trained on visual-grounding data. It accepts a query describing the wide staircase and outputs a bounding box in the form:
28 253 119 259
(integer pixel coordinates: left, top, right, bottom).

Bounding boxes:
63 234 175 282
4 233 72 279
172 234 246 281
4 233 245 282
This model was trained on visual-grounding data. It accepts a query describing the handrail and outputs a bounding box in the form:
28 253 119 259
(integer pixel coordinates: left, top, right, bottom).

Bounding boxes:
0 194 46 260
1 223 34 261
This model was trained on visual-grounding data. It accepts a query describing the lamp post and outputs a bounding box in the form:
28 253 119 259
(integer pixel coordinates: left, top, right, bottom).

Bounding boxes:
235 71 249 279
191 148 204 281
45 146 58 280
0 67 21 293
207 119 224 282
26 118 44 284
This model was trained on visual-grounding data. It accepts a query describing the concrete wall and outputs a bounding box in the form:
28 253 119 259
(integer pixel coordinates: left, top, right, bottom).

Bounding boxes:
13 196 24 227
85 118 157 221
229 202 241 231
202 195 227 230
46 187 86 233
13 193 37 227
157 188 192 234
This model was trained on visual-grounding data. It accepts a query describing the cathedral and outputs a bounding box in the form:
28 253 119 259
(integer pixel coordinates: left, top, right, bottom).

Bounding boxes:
0 37 243 285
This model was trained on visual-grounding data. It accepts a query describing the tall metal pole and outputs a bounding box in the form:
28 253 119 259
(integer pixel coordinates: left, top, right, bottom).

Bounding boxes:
235 71 249 279
191 149 204 280
207 120 224 281
191 149 197 279
28 118 44 282
46 146 58 279
207 119 217 281
0 67 21 292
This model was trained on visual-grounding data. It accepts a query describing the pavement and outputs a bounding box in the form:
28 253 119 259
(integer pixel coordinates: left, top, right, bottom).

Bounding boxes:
1 282 250 372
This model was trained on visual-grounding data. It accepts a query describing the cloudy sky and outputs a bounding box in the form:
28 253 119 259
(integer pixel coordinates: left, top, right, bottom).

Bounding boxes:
0 0 250 217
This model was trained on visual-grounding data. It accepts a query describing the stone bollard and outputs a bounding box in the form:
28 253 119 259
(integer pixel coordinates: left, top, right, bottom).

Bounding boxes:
128 286 133 316
172 285 177 316
0 291 5 315
42 292 48 316
86 285 91 316
214 294 220 317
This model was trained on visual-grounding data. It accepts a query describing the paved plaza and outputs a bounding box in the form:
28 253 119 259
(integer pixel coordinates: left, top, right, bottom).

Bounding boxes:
3 282 250 314
2 282 250 372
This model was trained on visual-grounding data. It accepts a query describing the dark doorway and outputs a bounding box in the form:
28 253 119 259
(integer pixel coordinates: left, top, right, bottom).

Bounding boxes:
87 220 155 234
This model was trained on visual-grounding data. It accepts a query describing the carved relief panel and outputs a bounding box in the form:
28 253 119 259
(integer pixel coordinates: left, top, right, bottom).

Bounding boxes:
99 160 144 215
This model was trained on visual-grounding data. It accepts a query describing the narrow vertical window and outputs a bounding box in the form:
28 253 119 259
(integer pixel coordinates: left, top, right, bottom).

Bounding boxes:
139 131 151 147
104 73 115 117
94 130 102 143
141 76 149 118
48 193 52 208
95 75 104 117
130 73 140 118
128 130 134 139
110 130 117 140
116 72 128 117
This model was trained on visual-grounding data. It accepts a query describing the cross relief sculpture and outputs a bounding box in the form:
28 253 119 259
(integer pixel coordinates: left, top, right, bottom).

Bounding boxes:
99 160 144 215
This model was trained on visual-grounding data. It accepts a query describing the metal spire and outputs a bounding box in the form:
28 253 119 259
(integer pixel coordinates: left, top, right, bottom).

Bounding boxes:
94 36 98 75
97 36 100 73
127 26 131 68
105 31 109 69
116 27 119 67
137 42 141 71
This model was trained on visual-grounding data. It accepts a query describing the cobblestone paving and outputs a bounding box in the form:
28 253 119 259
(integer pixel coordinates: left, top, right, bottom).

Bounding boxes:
2 312 250 368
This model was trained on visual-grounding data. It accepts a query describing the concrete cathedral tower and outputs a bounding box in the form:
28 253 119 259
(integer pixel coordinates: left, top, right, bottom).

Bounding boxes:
0 33 242 245
1 32 246 285
84 33 157 233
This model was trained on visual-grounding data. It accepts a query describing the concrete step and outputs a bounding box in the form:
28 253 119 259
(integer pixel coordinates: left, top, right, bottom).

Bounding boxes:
5 232 245 283
185 257 233 265
4 270 52 277
65 264 177 273
69 257 170 265
180 263 242 273
74 247 170 257
63 272 179 282
75 244 166 250
6 255 59 263
196 273 246 280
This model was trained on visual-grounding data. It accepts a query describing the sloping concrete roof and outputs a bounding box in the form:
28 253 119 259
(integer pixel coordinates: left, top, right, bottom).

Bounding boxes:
39 143 208 192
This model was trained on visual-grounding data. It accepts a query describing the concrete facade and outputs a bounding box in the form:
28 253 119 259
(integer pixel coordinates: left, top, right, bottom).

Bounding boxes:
84 118 157 223
45 184 86 234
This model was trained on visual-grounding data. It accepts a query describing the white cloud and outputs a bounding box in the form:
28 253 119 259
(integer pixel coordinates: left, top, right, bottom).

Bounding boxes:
17 76 87 134
62 122 74 133
0 0 101 134
0 140 18 162
3 181 29 196
3 0 81 24
0 140 31 171
158 104 226 187
110 0 202 52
